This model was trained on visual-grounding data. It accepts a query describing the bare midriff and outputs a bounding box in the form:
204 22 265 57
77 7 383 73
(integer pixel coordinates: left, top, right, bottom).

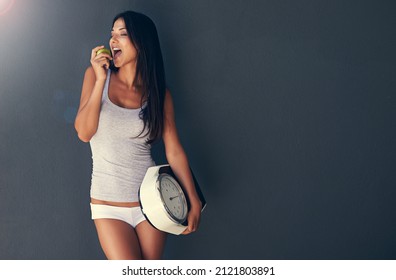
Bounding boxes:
90 198 140 207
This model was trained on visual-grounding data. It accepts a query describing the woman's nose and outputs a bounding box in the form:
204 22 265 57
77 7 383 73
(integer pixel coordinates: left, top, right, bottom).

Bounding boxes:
110 35 119 44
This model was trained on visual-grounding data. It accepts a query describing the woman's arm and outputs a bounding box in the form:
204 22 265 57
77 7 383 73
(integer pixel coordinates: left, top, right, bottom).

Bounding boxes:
162 89 202 234
74 46 112 142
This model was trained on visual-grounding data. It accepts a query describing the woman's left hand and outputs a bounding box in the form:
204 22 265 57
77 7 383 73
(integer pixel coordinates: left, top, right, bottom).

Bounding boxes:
182 200 202 235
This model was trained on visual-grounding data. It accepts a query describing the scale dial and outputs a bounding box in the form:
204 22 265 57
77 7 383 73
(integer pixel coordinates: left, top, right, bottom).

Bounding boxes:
158 174 188 224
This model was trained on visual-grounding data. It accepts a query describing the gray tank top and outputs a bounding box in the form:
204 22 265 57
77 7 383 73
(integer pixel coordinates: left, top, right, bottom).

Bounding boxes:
89 69 155 202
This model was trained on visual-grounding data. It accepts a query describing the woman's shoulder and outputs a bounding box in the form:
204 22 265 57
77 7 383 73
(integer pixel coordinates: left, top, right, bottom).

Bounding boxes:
165 88 172 98
163 88 174 112
81 66 97 90
83 66 111 83
164 88 172 102
84 65 95 77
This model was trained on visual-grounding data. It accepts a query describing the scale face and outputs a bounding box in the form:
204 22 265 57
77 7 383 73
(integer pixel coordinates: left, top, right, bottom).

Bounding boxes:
158 174 188 224
139 164 206 235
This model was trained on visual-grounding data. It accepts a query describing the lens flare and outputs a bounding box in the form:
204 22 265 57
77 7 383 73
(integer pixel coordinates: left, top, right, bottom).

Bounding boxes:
0 0 15 16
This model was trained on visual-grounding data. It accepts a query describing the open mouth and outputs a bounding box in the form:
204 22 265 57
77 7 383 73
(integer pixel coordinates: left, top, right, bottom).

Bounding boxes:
113 48 122 59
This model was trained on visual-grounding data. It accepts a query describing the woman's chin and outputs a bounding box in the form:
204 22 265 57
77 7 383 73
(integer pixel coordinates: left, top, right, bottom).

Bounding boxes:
113 58 136 69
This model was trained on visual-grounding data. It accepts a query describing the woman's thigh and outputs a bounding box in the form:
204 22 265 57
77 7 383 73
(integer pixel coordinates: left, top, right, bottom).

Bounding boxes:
135 221 167 260
94 218 142 260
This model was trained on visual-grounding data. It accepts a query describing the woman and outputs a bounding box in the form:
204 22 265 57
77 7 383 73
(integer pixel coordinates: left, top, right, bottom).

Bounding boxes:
74 10 202 260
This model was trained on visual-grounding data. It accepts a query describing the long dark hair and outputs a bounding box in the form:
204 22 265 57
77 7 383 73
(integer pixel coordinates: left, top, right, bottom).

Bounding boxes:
110 11 166 144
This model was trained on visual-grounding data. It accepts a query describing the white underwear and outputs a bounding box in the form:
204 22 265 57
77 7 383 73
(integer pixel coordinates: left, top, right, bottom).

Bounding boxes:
90 203 146 228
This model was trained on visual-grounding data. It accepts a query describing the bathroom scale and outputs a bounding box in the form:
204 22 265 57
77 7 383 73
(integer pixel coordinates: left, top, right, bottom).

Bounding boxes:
139 164 206 235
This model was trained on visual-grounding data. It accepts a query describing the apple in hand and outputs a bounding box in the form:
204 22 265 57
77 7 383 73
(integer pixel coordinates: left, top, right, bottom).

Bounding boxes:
96 48 111 56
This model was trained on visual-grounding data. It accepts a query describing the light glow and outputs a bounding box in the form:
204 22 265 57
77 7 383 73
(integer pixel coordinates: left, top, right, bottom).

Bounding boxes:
0 0 15 16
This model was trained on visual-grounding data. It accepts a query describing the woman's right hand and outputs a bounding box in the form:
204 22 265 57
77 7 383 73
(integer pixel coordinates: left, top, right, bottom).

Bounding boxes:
90 45 112 81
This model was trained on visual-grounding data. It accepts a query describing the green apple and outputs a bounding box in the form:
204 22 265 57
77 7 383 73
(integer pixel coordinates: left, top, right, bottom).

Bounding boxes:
96 48 111 56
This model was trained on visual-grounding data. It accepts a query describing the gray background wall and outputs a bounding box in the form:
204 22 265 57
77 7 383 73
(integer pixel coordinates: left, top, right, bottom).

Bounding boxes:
0 0 395 259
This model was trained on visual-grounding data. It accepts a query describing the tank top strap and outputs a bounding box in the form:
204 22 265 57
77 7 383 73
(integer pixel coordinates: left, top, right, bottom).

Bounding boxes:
102 69 111 101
